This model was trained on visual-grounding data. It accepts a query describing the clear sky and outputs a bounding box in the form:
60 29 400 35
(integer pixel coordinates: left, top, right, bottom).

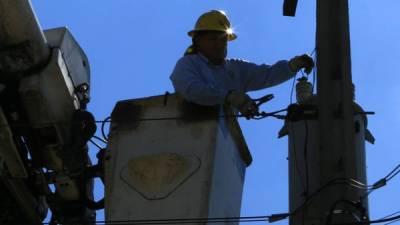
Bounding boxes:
31 1 400 224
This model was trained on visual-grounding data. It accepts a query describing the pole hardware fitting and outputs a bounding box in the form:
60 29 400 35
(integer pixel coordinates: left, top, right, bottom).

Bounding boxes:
286 104 318 121
75 83 90 108
283 0 298 17
355 111 375 116
253 94 274 107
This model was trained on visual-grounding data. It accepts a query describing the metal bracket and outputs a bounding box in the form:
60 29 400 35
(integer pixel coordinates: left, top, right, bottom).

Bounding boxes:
286 104 318 121
283 0 298 16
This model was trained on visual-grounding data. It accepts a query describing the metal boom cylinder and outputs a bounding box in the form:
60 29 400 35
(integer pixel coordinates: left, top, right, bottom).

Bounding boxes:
0 0 50 74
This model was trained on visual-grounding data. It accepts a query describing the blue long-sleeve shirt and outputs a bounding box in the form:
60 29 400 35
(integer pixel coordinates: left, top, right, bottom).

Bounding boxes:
170 54 296 106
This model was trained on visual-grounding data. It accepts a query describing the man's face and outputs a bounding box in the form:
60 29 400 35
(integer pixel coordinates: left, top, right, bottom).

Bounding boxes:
195 31 228 65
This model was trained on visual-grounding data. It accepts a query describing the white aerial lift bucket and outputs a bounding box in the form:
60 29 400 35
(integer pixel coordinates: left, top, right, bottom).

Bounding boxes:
105 93 252 224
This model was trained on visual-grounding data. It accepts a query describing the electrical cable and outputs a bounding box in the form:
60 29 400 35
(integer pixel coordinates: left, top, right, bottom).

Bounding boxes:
381 211 400 220
33 215 282 225
290 178 374 217
88 139 103 151
253 108 288 120
101 116 111 142
92 135 107 144
92 218 269 225
383 218 400 225
381 211 400 225
286 57 315 223
387 169 400 182
289 176 380 223
330 214 400 225
289 122 307 195
384 164 400 181
310 48 316 57
326 199 367 225
360 162 400 200
32 210 400 225
290 73 297 104
0 108 288 130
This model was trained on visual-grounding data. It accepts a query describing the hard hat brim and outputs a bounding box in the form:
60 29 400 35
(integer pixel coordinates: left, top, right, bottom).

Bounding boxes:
188 29 237 41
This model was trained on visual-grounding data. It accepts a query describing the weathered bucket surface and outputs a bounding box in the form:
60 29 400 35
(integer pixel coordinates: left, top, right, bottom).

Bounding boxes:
105 94 252 224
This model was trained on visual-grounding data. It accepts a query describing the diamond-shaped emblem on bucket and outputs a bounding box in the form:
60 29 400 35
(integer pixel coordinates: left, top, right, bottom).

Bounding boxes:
120 153 200 200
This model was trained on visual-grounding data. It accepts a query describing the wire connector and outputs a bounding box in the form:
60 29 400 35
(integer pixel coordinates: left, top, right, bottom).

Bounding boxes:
372 178 387 189
268 213 290 223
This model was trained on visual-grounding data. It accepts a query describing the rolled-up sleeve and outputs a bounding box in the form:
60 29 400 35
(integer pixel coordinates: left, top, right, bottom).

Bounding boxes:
170 57 228 105
231 59 296 92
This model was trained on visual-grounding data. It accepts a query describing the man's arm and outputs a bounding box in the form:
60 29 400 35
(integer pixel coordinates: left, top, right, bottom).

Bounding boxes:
231 59 296 92
170 57 228 105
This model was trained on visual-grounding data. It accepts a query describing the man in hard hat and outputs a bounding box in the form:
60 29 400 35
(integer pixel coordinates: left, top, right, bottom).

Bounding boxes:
170 10 314 118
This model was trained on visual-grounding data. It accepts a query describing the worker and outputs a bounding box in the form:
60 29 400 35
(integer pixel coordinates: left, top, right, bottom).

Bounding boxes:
170 10 314 118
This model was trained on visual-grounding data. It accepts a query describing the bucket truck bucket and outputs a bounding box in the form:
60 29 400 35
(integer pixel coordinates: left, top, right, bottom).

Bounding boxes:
105 94 252 224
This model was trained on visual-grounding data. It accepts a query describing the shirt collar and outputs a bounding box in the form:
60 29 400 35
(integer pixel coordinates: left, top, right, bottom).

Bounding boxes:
197 53 226 67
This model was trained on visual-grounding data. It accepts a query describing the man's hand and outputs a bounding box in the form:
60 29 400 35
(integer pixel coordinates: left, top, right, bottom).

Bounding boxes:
225 90 258 119
289 54 315 74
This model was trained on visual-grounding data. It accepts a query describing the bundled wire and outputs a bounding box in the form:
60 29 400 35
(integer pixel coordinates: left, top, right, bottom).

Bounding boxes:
288 161 400 224
330 213 400 225
383 218 400 225
382 211 400 225
360 162 400 200
290 177 374 217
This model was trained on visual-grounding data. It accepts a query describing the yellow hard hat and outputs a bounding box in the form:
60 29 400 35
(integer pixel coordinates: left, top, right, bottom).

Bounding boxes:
188 10 237 41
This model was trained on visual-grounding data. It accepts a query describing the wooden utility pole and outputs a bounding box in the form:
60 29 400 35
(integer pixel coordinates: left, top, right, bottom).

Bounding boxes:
283 0 370 224
314 0 360 224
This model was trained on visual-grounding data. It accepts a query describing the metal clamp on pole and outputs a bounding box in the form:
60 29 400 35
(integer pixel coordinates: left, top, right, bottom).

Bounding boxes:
283 0 299 17
286 104 318 121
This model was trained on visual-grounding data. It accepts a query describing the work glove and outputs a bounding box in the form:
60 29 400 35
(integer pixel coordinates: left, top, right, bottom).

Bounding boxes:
289 54 315 74
225 90 258 119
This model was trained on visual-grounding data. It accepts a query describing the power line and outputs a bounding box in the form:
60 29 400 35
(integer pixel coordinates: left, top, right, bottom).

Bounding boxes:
290 72 297 104
381 211 400 220
331 214 400 225
384 218 400 225
290 178 374 217
361 162 400 200
384 164 400 182
0 109 288 130
92 135 107 144
32 214 287 225
101 116 111 142
289 161 400 223
88 139 103 150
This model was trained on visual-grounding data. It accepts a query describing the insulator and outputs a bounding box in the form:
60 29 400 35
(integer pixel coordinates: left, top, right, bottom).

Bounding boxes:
296 77 313 104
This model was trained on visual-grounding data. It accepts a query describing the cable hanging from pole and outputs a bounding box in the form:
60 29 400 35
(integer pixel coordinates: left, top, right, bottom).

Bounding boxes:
0 107 289 130
32 214 288 225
